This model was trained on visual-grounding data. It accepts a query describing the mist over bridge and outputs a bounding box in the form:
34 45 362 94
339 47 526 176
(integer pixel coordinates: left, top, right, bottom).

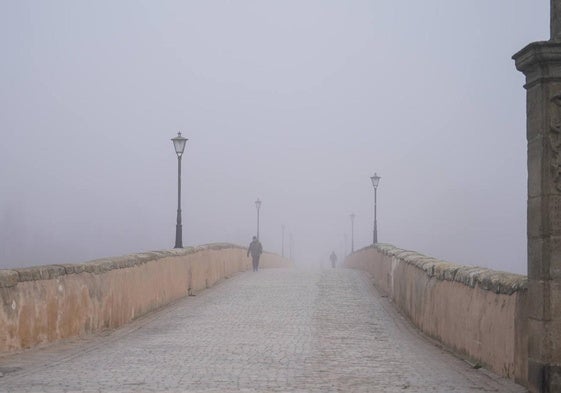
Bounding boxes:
1 2 561 392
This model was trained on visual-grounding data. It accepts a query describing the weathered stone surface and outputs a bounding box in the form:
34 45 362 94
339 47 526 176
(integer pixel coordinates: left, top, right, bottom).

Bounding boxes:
371 243 527 295
0 271 18 288
552 0 561 41
514 28 561 392
0 244 291 353
545 364 561 392
514 42 561 88
15 265 67 282
345 244 528 384
0 269 526 392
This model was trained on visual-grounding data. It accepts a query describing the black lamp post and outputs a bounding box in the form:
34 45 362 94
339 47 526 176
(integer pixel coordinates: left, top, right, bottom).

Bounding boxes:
370 173 381 244
255 198 262 239
171 132 188 248
350 213 355 253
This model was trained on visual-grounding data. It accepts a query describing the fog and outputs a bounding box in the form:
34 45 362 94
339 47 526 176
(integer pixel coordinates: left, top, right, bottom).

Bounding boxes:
0 1 547 274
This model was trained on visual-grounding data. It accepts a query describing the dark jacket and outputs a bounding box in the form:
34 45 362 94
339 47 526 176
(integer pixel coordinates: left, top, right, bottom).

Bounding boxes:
248 239 263 259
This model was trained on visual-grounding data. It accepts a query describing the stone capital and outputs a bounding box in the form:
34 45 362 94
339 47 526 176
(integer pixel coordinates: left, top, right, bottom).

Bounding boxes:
513 41 561 89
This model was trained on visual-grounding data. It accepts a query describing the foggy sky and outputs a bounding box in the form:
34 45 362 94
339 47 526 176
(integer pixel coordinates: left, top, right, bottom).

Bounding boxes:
0 1 548 274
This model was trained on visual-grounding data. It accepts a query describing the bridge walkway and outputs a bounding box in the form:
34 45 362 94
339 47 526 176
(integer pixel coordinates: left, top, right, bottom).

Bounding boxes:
0 268 527 392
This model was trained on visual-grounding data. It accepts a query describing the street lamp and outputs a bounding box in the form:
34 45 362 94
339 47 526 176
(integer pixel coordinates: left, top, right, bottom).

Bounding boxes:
255 198 262 239
350 213 355 253
171 132 188 248
281 224 285 257
289 233 294 261
370 173 381 244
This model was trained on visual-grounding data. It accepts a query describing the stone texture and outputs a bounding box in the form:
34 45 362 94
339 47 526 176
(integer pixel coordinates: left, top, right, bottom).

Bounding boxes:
552 0 561 41
345 244 528 384
0 268 526 393
371 243 527 294
0 271 18 289
0 244 292 353
514 35 561 393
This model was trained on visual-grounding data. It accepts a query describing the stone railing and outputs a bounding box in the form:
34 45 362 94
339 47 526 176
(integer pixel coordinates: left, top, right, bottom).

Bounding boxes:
0 244 292 353
344 244 528 385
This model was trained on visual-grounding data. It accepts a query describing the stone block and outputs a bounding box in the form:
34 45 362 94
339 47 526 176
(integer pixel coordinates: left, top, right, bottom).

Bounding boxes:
545 364 561 393
550 282 561 321
528 196 545 238
527 358 545 393
526 86 545 141
527 280 549 320
528 195 561 238
528 319 549 361
548 236 561 279
527 361 561 393
547 194 561 236
16 265 66 282
529 237 546 279
0 270 19 288
550 320 561 363
528 136 545 198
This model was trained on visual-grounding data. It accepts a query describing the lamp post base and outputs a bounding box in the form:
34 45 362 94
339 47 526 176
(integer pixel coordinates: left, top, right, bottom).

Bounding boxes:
174 225 183 249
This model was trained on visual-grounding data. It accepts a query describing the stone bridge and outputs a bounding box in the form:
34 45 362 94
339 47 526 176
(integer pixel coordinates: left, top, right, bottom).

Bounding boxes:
0 243 530 392
2 2 561 392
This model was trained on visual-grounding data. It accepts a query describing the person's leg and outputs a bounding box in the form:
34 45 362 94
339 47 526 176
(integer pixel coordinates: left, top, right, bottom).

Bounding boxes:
256 257 260 271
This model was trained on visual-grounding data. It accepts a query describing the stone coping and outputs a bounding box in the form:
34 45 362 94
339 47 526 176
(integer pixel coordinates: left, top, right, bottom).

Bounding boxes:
0 243 247 288
354 244 527 295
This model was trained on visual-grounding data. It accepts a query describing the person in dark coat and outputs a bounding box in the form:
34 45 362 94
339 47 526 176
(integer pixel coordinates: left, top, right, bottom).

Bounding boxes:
247 236 263 272
330 251 337 268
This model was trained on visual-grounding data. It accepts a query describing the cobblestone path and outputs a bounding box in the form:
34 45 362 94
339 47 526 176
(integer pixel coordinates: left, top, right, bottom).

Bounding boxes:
0 268 527 392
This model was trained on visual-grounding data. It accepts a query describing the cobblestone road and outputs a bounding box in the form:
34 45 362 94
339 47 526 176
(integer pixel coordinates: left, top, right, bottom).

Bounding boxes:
0 268 527 392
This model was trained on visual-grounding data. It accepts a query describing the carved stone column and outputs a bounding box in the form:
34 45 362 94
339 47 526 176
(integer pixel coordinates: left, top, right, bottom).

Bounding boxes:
514 8 561 389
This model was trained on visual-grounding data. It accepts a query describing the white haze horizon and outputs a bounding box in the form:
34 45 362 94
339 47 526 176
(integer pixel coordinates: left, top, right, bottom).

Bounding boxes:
0 1 548 274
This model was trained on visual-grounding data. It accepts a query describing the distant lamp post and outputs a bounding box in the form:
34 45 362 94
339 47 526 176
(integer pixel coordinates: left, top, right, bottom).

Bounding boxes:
281 224 285 257
350 213 355 253
171 132 188 248
289 233 294 261
370 173 381 244
255 198 262 239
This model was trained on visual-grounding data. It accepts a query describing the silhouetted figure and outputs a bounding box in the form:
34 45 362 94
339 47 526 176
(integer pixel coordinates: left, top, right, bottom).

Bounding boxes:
247 236 263 272
330 251 337 268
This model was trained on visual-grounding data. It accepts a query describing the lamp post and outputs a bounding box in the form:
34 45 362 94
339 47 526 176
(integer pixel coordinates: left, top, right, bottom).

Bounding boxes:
350 213 355 253
289 233 294 261
255 198 262 239
281 224 285 257
171 132 188 248
370 173 381 244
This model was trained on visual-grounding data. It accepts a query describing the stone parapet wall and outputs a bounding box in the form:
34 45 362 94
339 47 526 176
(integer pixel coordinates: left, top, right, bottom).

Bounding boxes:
0 244 292 354
344 244 528 385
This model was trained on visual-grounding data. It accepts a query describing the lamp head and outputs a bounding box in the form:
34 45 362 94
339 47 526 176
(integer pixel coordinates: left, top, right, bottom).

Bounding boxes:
255 198 262 210
171 132 188 157
370 173 381 189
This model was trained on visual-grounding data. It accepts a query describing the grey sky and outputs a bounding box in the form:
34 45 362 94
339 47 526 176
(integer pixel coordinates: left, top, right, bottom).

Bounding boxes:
0 1 547 274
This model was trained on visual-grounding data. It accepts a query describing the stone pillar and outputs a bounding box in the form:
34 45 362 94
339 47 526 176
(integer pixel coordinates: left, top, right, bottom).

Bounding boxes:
552 0 561 42
513 3 561 390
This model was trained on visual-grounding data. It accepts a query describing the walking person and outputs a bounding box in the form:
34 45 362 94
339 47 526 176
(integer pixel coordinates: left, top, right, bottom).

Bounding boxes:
330 251 337 268
247 236 263 272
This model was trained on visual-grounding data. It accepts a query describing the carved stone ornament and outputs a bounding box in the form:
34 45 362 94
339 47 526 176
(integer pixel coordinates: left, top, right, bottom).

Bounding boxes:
550 92 561 191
